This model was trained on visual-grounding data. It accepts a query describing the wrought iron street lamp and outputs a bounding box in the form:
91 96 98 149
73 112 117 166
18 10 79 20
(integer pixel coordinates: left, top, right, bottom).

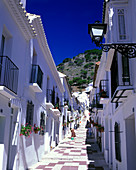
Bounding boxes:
88 21 136 58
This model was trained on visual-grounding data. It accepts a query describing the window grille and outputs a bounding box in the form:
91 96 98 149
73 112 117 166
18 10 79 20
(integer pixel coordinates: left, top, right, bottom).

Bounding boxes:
26 101 34 125
40 112 45 135
114 122 121 162
122 55 130 84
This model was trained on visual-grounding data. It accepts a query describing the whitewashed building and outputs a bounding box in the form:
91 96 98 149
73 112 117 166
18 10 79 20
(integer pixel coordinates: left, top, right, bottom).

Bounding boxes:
90 0 136 170
58 72 72 139
0 0 72 169
0 0 36 169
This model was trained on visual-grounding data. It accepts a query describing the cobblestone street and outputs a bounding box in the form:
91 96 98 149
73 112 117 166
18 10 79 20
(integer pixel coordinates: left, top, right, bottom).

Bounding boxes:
29 117 109 170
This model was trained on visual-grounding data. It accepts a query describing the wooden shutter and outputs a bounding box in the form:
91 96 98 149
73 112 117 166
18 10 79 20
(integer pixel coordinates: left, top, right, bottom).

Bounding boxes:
26 101 34 125
40 112 45 135
114 122 121 162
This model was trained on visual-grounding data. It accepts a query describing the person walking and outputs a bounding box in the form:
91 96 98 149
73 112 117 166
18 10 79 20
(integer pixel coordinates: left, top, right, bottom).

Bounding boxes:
71 129 76 140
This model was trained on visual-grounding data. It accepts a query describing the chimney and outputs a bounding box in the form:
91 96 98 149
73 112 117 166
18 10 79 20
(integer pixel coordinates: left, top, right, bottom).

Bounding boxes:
20 0 26 8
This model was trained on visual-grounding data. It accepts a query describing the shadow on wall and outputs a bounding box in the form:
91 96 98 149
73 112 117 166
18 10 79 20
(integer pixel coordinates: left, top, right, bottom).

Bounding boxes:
33 133 43 162
20 137 28 169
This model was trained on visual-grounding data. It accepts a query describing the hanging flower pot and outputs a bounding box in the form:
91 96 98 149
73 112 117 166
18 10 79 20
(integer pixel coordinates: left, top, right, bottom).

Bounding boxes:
20 124 33 137
93 122 98 127
100 126 104 132
34 130 39 134
34 124 41 134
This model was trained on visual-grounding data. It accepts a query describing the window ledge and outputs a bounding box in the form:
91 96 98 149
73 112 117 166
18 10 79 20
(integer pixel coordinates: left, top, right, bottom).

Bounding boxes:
29 83 42 93
0 86 17 99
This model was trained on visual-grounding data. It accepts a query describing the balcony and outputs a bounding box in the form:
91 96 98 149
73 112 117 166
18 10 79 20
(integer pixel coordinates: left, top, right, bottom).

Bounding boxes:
111 54 133 103
96 93 103 109
91 94 103 111
0 56 19 98
99 80 109 104
29 65 43 92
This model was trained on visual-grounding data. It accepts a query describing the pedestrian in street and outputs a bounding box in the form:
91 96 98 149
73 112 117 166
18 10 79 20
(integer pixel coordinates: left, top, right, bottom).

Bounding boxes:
71 129 76 140
88 125 92 137
85 120 90 128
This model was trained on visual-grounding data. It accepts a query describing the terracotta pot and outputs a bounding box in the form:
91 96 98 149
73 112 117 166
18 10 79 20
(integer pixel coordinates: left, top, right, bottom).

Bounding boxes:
34 130 38 134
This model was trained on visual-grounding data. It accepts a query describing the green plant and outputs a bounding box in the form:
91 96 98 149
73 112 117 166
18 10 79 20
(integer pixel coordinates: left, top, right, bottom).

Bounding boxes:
84 62 94 69
63 58 71 63
69 80 73 86
57 65 64 71
20 124 33 137
57 63 64 67
74 58 84 66
34 124 41 133
98 126 104 132
55 103 59 108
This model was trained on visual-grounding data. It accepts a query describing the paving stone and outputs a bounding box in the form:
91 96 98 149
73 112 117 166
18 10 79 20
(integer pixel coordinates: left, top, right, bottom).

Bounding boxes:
29 117 109 170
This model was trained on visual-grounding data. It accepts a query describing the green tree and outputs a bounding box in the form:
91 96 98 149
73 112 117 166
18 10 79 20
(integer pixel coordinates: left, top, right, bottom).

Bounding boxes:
63 58 71 63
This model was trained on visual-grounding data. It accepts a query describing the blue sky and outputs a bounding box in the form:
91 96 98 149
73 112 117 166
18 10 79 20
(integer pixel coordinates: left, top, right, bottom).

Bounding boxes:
26 0 104 65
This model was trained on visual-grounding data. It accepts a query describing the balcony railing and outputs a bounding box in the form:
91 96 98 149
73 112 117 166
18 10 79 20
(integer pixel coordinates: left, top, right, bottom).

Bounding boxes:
30 65 43 89
99 80 109 98
111 53 133 103
91 94 103 110
96 94 103 109
0 56 19 94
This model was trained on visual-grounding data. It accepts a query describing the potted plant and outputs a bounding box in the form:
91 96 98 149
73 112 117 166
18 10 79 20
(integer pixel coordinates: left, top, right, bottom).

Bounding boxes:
93 122 98 127
97 125 104 132
62 123 66 127
34 124 41 134
100 89 107 98
20 124 33 137
55 103 59 109
99 126 104 132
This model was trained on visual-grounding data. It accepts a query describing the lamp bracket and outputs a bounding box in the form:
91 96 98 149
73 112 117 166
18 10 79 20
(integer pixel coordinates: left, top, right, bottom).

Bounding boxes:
97 43 136 58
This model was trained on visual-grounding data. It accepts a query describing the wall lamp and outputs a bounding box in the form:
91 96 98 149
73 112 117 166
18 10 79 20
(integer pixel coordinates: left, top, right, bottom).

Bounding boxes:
88 21 136 58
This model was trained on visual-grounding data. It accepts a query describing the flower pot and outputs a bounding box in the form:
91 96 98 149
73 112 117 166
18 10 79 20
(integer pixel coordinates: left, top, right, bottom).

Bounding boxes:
34 130 39 134
100 128 104 132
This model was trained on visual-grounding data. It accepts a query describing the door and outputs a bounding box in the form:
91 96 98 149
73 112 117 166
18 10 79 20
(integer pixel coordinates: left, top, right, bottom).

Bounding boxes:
7 109 19 170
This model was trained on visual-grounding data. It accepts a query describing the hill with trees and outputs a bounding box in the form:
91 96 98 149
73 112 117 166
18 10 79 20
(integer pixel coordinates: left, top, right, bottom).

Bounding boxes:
57 49 102 92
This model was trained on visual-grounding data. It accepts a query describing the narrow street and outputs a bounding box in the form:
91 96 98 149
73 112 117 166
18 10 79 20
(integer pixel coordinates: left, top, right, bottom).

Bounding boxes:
29 117 109 170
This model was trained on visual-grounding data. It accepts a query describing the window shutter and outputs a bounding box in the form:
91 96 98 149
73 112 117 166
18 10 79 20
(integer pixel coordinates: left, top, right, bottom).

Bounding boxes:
26 101 34 125
40 112 45 135
114 122 121 162
122 55 130 84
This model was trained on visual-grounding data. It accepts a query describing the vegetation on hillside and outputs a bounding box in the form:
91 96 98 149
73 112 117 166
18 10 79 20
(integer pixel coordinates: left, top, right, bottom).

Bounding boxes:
57 49 102 91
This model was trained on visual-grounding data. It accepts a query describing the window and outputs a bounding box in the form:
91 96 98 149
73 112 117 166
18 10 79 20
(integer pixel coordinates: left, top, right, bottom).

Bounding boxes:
26 101 34 125
111 51 118 97
114 122 121 162
118 9 126 40
122 55 130 84
40 112 45 135
52 87 55 106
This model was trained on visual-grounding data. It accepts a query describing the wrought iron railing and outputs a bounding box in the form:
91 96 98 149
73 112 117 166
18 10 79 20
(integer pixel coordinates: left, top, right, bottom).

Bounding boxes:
111 52 132 97
91 94 103 109
0 56 19 94
99 80 109 98
96 93 103 109
30 65 43 89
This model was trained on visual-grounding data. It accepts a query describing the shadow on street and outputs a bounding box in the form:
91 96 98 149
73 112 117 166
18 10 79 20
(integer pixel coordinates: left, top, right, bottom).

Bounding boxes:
85 123 104 170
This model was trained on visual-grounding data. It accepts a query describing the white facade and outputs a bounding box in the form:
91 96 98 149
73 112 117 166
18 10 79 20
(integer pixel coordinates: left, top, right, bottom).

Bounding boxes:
0 0 74 170
90 0 136 170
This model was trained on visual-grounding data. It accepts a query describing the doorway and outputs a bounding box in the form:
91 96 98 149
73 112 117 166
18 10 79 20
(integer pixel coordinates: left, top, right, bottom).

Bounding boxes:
125 115 136 170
